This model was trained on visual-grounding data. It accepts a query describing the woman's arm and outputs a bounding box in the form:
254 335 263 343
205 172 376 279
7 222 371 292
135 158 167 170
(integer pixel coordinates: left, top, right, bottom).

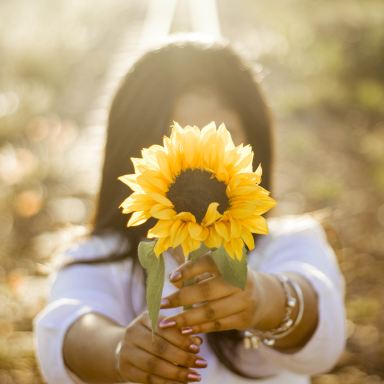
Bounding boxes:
158 216 346 375
63 311 205 383
63 312 125 382
34 258 205 383
158 255 318 351
245 270 319 352
33 260 130 384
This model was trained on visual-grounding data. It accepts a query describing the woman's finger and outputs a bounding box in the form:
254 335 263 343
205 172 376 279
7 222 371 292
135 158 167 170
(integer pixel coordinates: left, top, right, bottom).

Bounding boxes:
179 310 251 334
168 253 220 288
160 290 252 329
122 344 202 383
136 322 207 369
120 360 185 384
161 276 240 309
140 313 202 353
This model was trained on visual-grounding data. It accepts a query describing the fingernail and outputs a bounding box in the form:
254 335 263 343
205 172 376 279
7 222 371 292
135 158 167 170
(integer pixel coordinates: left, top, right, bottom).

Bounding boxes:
160 298 170 307
194 336 203 346
169 270 182 282
187 372 201 381
188 344 200 353
158 319 176 328
194 359 207 368
181 327 193 334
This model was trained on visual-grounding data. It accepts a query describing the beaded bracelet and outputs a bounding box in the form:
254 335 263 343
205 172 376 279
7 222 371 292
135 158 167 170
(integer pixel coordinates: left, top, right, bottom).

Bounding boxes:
243 274 304 349
114 339 125 382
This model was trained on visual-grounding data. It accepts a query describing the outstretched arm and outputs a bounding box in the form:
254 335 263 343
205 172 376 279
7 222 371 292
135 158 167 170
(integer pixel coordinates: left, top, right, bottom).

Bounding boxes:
158 216 346 376
158 254 318 352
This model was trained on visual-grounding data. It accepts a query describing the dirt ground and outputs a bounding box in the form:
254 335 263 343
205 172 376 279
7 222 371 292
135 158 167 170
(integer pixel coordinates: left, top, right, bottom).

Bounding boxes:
0 1 383 383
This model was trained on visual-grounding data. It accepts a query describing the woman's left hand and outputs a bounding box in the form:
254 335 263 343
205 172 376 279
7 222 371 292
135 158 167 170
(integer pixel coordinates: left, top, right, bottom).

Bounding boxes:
158 252 263 334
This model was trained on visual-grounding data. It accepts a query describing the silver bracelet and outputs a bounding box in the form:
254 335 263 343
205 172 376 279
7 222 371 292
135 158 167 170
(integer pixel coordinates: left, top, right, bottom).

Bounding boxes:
243 274 305 349
114 339 125 382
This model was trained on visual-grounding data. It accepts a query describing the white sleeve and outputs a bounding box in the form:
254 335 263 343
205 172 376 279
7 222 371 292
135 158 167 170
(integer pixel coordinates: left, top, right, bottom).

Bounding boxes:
236 215 346 376
33 257 132 384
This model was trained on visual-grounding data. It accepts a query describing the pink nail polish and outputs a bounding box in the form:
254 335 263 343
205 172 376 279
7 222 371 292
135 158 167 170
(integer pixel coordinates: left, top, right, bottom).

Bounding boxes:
193 336 203 346
194 359 207 368
187 372 201 381
160 298 170 307
158 319 176 328
188 344 199 353
181 327 193 334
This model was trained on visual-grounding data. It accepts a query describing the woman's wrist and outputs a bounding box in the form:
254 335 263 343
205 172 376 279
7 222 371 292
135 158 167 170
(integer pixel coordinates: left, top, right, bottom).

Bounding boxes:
246 271 319 352
249 271 288 331
109 327 127 382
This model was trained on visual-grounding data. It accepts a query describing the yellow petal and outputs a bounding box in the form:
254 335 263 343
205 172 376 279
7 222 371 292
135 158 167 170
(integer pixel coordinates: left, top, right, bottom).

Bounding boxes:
175 211 196 222
243 216 269 234
172 222 189 247
214 221 230 242
218 122 235 150
118 174 142 192
147 192 174 207
169 220 182 244
200 121 217 141
241 228 255 250
223 240 235 260
182 128 200 168
150 205 176 220
229 207 253 219
234 145 253 172
119 194 153 214
230 185 260 196
230 219 242 238
204 226 222 248
255 163 262 179
155 150 173 182
137 171 169 193
233 238 244 261
147 220 173 239
181 237 201 258
127 211 149 227
188 222 207 241
224 238 244 261
131 157 150 174
231 197 276 216
154 237 170 256
202 202 222 226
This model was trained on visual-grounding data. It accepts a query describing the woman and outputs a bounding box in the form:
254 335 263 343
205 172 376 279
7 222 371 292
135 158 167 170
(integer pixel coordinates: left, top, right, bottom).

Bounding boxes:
34 34 346 383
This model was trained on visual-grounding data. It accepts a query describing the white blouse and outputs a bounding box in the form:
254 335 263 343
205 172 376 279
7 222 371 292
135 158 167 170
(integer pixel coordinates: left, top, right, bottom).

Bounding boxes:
33 215 346 384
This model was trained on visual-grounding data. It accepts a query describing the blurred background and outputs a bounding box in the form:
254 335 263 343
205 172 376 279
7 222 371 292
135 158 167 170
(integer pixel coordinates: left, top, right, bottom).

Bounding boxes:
0 0 383 383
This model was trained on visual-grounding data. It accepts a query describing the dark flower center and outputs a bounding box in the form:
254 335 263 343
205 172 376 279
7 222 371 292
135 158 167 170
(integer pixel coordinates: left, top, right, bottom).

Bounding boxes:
166 169 229 223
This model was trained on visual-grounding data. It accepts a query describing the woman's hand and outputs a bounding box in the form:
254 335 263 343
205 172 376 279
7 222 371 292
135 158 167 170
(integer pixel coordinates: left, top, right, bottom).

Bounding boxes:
158 253 265 334
117 310 207 383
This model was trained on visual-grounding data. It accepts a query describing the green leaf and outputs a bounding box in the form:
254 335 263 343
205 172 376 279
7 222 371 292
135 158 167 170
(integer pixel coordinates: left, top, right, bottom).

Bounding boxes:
138 240 164 333
211 246 248 289
188 243 210 263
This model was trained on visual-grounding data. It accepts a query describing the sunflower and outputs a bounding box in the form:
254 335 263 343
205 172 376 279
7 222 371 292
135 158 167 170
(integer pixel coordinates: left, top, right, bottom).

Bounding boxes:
118 121 276 260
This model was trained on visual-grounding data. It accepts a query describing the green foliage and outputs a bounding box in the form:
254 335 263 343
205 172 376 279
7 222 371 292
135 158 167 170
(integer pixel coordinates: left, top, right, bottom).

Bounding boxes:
138 240 165 333
211 247 248 290
187 243 210 262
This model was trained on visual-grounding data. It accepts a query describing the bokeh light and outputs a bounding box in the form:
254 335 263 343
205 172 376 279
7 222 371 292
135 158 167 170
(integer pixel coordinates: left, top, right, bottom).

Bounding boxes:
0 0 383 382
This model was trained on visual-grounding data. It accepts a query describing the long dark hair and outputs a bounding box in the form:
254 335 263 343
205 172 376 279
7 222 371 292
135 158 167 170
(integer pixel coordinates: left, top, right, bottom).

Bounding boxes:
69 35 274 379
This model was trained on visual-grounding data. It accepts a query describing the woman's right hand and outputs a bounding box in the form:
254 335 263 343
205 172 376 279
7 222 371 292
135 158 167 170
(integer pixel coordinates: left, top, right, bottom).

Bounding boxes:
116 310 207 383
